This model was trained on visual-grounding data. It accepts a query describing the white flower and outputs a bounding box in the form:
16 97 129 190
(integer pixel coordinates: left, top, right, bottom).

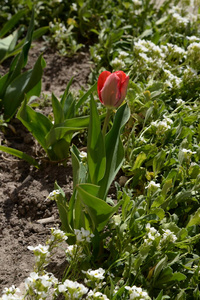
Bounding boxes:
60 280 88 297
86 290 109 299
110 57 125 69
145 181 160 189
79 151 87 159
161 229 177 243
86 268 105 280
50 228 68 241
181 148 196 154
47 189 60 200
125 285 150 299
119 51 129 59
74 227 94 243
27 244 49 255
176 98 185 105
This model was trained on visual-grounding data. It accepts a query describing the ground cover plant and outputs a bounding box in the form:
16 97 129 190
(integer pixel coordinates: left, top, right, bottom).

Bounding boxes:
1 0 200 299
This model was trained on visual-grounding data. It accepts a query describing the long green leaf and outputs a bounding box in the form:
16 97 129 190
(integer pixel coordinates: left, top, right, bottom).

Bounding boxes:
0 145 39 168
76 82 97 111
3 54 45 120
17 99 52 151
76 183 122 231
0 9 26 38
52 93 64 124
87 95 106 184
8 9 35 84
98 103 130 200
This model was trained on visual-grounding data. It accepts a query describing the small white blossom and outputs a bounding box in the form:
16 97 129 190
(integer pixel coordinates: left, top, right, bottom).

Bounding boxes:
50 228 68 241
86 290 109 299
181 148 196 154
85 268 105 281
27 244 50 255
79 151 87 159
125 285 150 299
74 228 94 243
176 98 185 105
47 189 60 200
161 229 177 243
145 181 160 189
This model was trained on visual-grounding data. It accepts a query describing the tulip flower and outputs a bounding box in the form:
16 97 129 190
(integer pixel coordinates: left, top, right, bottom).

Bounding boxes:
97 70 129 109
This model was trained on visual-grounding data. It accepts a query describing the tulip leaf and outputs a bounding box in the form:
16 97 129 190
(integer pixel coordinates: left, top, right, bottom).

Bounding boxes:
4 54 45 120
0 145 39 168
75 82 97 111
76 183 122 231
71 145 88 189
87 95 106 184
98 103 130 200
17 98 53 152
52 93 65 125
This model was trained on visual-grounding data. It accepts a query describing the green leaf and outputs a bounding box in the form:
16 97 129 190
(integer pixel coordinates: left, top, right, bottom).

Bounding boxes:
75 82 97 111
0 9 26 38
76 183 122 231
153 149 166 176
153 256 168 282
52 93 64 124
186 207 200 228
132 152 146 170
54 182 72 233
7 9 35 85
0 145 39 168
98 103 130 200
87 96 106 184
3 54 45 120
17 99 52 152
71 145 88 189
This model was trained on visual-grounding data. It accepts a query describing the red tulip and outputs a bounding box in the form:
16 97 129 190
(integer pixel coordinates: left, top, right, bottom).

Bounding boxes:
97 70 129 108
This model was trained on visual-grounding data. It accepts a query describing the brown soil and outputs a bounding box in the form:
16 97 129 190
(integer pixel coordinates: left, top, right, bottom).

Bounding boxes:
0 41 93 293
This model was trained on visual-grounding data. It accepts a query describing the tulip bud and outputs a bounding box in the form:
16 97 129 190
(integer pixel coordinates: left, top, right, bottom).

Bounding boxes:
97 70 129 108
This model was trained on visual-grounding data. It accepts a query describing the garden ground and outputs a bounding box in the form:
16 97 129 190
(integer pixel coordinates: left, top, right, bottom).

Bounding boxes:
0 41 92 292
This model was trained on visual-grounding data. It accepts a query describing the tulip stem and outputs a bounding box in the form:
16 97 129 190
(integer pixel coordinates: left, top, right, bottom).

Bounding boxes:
102 108 112 137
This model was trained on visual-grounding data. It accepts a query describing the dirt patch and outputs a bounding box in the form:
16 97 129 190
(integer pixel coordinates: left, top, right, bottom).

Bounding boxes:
0 42 93 293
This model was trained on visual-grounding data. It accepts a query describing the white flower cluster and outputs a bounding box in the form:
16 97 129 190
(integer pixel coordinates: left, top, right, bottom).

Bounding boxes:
86 290 109 299
58 279 88 298
83 268 106 291
144 223 160 246
160 229 177 244
171 12 189 28
86 268 105 281
49 20 67 41
125 285 151 299
143 224 178 248
151 115 173 134
25 272 58 298
1 285 22 300
163 69 182 88
50 228 68 242
187 42 200 70
74 227 94 243
28 244 50 255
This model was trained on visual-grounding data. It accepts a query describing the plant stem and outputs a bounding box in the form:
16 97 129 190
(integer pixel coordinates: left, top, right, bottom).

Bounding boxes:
102 108 112 137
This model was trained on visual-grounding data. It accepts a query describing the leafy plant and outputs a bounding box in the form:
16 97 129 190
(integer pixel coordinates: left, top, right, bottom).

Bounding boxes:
17 81 97 162
53 72 130 239
0 10 46 121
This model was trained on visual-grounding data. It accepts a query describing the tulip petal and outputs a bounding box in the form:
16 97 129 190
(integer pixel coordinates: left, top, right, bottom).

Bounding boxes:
97 71 111 103
119 75 129 103
101 73 120 108
114 71 127 82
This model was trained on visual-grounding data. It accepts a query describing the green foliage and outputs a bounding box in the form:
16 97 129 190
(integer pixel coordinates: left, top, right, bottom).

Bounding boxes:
17 83 96 162
0 10 46 121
